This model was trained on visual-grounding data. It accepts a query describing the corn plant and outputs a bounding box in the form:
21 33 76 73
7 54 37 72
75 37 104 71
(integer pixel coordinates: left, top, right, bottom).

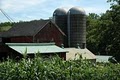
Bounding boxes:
0 55 120 80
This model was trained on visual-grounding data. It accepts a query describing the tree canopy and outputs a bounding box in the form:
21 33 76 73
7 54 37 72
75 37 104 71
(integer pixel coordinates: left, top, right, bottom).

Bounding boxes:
87 0 120 61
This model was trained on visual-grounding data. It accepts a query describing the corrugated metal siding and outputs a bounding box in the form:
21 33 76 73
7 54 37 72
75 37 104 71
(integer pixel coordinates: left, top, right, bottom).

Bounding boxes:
68 14 86 48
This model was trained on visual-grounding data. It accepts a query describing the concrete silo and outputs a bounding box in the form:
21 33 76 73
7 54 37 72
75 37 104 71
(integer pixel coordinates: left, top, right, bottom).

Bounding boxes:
53 8 68 47
68 7 86 49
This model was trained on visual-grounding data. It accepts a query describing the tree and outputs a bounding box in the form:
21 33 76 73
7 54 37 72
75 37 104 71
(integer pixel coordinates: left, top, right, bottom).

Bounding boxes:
107 0 120 5
103 0 120 62
87 0 120 56
86 13 101 54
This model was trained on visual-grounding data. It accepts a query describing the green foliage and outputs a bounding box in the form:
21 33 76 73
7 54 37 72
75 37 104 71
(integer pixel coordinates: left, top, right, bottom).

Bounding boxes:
98 0 120 56
0 22 13 31
86 13 101 54
0 22 13 27
0 56 120 80
0 26 12 31
87 0 120 57
107 0 120 5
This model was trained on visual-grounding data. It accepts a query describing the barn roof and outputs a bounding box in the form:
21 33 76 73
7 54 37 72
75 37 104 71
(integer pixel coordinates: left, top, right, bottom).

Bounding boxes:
96 55 112 62
6 43 68 54
0 32 8 37
65 48 96 60
0 20 65 37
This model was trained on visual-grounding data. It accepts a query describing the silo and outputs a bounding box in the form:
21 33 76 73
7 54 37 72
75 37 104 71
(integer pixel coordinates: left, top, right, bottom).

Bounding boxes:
68 7 86 49
53 8 68 47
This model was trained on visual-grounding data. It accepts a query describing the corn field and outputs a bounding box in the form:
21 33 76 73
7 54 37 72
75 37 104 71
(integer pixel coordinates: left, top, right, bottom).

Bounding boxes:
0 55 120 80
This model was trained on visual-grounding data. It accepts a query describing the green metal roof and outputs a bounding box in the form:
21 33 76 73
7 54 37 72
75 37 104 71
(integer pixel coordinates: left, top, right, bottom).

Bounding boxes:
96 55 112 62
6 43 67 54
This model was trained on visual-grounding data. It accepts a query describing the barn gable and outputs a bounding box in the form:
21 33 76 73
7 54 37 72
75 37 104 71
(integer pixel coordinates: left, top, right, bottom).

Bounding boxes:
34 21 65 45
33 21 65 36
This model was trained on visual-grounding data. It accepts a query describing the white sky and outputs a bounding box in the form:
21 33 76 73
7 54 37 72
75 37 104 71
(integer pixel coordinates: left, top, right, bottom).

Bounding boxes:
0 0 110 22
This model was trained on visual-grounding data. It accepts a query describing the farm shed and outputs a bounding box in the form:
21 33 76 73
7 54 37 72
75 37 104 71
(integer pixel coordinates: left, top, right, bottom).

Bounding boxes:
0 20 65 46
6 43 68 60
65 48 96 61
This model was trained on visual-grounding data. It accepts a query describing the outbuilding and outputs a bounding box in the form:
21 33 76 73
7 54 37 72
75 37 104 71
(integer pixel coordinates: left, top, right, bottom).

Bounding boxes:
65 48 96 61
5 43 67 60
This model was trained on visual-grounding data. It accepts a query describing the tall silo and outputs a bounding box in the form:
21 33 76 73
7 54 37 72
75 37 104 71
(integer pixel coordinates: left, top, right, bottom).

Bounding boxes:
53 8 68 47
68 7 86 49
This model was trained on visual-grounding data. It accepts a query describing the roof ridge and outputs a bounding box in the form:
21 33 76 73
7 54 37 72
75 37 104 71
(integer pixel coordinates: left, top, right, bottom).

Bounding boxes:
33 20 50 36
6 43 55 46
51 21 66 36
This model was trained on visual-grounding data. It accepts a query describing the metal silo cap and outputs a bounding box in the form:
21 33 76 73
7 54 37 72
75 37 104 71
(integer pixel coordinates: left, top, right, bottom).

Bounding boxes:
69 7 86 15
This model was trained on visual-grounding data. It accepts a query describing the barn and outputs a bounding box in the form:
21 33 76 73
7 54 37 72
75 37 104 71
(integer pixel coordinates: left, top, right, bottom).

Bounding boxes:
0 20 65 46
0 20 67 60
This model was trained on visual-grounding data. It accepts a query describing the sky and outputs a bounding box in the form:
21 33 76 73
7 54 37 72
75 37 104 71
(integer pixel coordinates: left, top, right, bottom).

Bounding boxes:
0 0 111 23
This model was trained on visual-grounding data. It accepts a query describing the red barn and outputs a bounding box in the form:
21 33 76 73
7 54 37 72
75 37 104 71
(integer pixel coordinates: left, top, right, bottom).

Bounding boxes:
0 20 65 46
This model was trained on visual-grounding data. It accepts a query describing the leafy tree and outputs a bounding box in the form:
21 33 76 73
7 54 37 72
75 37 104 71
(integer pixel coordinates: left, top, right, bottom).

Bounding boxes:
87 0 120 57
0 22 13 27
107 0 120 5
86 13 101 54
98 0 120 55
101 0 120 62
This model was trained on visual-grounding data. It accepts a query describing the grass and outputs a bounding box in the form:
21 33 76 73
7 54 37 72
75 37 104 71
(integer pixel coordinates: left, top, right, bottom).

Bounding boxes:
0 26 11 31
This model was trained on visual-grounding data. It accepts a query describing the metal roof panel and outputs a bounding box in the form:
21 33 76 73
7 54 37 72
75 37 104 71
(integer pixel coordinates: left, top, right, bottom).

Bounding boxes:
6 43 67 54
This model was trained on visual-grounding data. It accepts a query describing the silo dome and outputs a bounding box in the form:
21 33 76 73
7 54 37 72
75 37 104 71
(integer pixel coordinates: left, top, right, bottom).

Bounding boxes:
53 8 67 16
69 7 86 15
